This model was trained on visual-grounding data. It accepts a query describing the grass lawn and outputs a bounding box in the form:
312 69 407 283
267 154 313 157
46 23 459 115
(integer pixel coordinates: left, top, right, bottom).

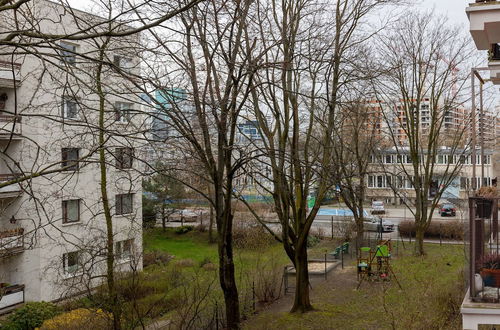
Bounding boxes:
243 242 466 330
144 227 219 263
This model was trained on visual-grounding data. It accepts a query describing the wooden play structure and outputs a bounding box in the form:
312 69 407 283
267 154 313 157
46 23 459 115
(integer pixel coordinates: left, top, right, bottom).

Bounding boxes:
356 239 402 289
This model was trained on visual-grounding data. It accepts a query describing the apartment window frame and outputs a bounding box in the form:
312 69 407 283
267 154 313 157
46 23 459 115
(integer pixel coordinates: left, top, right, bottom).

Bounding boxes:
59 41 77 66
113 55 133 72
63 251 81 275
62 199 80 224
115 147 134 169
61 148 79 171
62 96 79 120
115 102 132 123
115 238 134 261
115 193 134 215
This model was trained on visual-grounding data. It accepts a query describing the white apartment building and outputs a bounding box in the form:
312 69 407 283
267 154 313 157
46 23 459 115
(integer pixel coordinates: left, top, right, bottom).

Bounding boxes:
0 1 142 311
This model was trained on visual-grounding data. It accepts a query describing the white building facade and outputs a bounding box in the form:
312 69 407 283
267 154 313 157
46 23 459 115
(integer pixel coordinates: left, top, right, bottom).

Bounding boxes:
0 0 143 310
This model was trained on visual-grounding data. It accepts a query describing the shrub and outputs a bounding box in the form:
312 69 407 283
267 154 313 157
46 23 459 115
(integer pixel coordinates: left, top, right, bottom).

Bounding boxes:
398 220 464 240
232 224 275 249
2 302 59 330
195 222 208 232
143 250 173 268
307 235 320 248
199 257 212 268
122 292 182 324
175 258 195 268
40 308 111 330
175 225 194 235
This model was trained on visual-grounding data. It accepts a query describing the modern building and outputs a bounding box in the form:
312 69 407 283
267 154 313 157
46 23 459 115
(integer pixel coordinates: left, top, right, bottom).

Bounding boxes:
365 148 493 205
0 0 143 311
462 1 500 328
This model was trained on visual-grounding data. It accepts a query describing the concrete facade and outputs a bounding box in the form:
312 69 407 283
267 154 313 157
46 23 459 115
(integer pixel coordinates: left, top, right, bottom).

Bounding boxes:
0 0 143 308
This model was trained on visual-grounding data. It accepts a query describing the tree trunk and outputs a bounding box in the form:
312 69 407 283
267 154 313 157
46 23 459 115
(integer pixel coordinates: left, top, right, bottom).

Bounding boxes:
218 212 240 329
290 242 313 313
414 223 425 256
96 42 121 330
209 205 215 243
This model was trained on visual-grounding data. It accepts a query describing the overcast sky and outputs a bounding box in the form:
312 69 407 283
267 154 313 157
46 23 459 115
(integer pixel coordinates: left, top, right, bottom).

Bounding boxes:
67 0 473 28
419 0 470 30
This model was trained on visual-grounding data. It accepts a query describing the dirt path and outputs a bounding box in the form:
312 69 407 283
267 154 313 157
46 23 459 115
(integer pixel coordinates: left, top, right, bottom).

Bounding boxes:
252 261 358 315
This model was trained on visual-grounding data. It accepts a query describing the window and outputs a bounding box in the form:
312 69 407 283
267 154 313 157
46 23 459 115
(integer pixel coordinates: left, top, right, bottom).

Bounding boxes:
62 97 78 119
116 193 133 215
62 148 79 171
115 102 132 123
368 175 374 188
63 251 80 274
62 199 80 223
115 147 133 169
460 177 468 190
115 239 134 260
376 175 385 188
385 155 393 164
113 55 132 72
60 42 77 65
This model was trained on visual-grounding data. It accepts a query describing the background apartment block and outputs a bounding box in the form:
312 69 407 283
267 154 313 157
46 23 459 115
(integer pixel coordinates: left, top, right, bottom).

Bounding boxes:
0 0 143 310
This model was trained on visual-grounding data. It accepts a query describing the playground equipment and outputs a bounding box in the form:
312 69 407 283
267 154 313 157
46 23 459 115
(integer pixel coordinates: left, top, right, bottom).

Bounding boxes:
356 239 402 289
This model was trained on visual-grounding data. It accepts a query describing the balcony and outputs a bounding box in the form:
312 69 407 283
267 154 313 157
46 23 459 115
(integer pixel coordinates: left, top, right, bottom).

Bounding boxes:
487 43 500 84
0 284 25 311
461 197 500 329
467 1 500 50
0 61 21 89
0 228 24 258
0 174 22 198
0 115 22 139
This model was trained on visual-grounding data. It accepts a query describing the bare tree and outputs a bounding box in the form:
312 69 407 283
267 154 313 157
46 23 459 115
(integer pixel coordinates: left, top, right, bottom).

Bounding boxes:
138 0 257 327
374 12 475 255
244 0 398 313
331 99 387 250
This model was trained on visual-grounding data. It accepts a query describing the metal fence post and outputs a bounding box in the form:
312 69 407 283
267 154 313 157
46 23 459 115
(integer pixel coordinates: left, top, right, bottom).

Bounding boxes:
341 249 344 269
331 216 334 239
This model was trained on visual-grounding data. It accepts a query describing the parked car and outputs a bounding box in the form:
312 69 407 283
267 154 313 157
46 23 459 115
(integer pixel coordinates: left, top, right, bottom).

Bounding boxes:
364 216 395 232
370 201 385 215
170 209 200 222
440 203 456 217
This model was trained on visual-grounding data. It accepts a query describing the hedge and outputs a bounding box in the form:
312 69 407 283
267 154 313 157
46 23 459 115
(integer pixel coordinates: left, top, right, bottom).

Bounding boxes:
398 220 464 240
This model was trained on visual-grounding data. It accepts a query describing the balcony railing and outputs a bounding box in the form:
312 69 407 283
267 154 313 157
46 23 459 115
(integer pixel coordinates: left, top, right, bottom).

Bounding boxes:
0 174 22 197
0 284 25 311
467 197 500 303
0 61 21 89
0 228 24 258
0 115 22 137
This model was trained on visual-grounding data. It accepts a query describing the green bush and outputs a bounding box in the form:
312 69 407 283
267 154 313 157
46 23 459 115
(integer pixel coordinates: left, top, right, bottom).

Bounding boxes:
307 235 320 248
175 225 194 235
2 302 59 330
398 220 464 240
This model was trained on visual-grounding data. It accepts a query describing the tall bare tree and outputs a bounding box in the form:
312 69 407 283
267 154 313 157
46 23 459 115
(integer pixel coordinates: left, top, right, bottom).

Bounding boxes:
375 12 474 255
139 0 257 327
245 0 398 313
